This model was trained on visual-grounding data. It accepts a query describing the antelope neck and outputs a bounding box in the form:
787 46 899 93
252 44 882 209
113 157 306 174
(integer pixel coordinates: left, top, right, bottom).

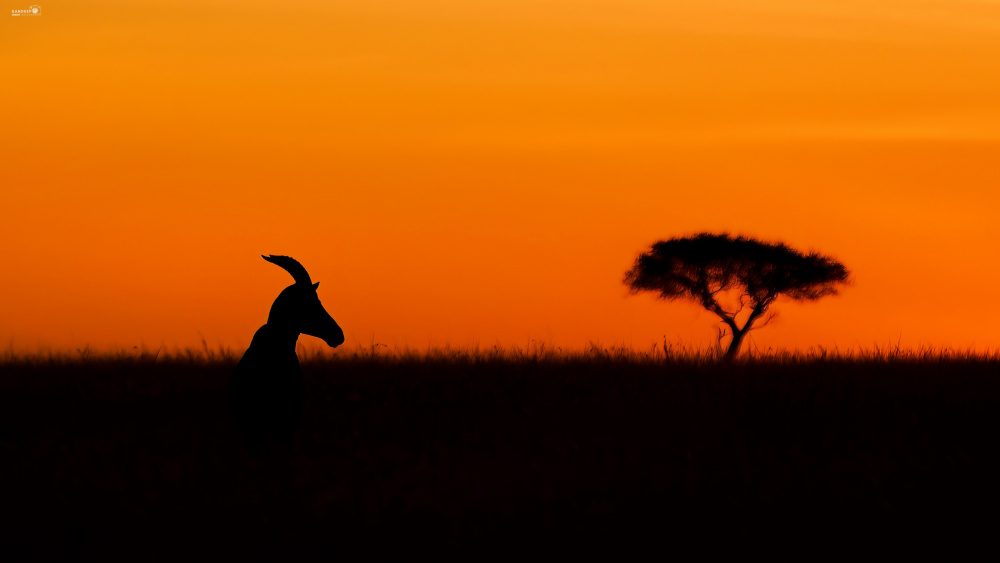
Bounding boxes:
261 322 300 351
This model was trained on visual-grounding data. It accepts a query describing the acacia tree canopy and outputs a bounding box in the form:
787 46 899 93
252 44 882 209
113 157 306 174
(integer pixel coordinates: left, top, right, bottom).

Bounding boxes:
624 233 850 360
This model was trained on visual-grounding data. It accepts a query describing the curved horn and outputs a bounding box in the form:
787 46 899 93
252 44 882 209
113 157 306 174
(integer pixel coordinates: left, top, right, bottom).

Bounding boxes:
262 255 312 285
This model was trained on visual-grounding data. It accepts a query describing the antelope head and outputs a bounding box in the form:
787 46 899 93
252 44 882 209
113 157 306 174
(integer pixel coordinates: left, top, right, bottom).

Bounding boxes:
262 255 345 347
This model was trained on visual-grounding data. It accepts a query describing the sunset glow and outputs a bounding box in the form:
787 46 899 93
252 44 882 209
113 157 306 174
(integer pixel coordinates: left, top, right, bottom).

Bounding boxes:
3 0 999 353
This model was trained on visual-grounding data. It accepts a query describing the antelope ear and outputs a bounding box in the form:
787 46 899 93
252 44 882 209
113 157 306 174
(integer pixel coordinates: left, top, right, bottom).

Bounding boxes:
312 282 320 290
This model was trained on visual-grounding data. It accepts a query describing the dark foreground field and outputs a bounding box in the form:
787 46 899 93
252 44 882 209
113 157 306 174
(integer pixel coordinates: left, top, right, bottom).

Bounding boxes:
2 348 1000 560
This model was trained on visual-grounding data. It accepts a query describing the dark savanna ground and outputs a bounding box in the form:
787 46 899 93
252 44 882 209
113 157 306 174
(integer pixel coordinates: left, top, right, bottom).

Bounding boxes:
2 345 999 561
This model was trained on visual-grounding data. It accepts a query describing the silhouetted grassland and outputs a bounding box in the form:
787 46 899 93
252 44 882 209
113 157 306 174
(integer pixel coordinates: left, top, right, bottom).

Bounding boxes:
2 345 999 560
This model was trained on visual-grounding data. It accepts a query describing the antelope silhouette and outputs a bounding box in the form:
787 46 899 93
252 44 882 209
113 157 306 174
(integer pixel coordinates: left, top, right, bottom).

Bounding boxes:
229 255 345 460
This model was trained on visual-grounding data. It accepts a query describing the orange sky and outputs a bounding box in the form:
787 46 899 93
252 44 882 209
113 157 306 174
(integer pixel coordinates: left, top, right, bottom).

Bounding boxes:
2 0 999 354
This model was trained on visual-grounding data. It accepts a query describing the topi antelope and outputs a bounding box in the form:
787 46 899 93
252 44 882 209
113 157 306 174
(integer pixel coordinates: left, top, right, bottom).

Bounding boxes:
228 255 345 460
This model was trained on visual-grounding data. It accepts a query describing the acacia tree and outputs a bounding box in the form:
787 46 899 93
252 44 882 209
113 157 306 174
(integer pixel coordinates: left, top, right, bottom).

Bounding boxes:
624 233 850 361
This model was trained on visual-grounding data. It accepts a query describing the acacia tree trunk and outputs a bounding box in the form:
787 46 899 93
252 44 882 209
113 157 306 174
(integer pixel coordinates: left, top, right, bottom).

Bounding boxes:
724 328 748 362
722 298 772 362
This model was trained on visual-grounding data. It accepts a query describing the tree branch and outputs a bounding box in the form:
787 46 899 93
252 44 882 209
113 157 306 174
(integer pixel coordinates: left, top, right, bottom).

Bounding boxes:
699 283 738 333
751 311 779 331
740 293 775 333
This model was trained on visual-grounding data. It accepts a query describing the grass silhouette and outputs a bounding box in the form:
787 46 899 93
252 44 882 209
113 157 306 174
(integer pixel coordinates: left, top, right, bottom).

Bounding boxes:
1 344 999 559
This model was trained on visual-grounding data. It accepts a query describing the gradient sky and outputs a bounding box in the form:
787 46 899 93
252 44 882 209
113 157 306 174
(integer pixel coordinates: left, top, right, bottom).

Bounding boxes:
2 0 999 353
